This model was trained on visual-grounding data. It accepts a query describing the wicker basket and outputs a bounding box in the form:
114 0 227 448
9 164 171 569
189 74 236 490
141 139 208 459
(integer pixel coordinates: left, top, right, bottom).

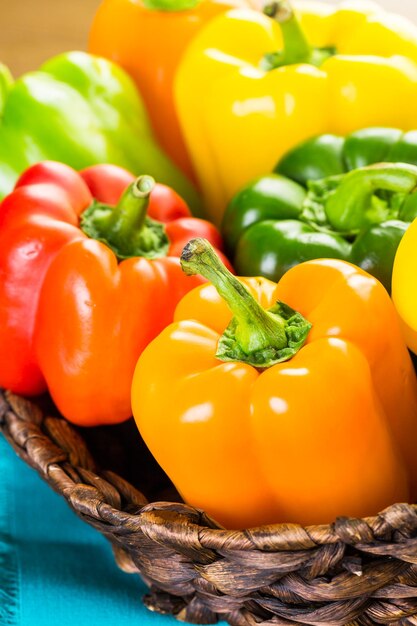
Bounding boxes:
2 388 417 626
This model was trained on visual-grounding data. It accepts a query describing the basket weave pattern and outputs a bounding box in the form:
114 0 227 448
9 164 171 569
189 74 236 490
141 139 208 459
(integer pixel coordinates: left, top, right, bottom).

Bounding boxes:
2 388 417 626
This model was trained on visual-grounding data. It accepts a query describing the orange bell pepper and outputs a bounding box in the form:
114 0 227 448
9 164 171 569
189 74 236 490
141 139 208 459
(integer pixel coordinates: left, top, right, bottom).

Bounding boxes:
132 239 417 528
89 0 250 181
0 163 228 426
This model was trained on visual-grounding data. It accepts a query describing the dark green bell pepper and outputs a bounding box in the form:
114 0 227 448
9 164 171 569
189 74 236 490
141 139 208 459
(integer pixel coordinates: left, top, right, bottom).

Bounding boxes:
0 51 200 212
223 127 417 292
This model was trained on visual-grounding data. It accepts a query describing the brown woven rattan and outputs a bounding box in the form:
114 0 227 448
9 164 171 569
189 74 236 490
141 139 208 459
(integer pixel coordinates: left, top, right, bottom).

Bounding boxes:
2 388 417 626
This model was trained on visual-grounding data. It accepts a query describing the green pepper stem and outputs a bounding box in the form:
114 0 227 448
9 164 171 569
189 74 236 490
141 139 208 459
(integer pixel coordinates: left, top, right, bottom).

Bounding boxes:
107 175 155 244
80 176 170 260
324 163 417 232
142 0 200 10
262 1 335 70
264 1 311 65
181 238 311 367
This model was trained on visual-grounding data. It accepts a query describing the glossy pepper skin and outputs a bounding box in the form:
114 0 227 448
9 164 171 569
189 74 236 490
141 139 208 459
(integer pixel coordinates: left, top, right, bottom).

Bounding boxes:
392 220 417 356
0 51 199 212
89 0 250 181
175 1 417 224
132 239 417 528
0 162 227 426
223 127 417 293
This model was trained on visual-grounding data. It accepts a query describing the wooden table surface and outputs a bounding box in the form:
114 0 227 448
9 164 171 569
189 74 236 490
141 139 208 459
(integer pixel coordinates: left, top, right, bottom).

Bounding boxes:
0 0 101 77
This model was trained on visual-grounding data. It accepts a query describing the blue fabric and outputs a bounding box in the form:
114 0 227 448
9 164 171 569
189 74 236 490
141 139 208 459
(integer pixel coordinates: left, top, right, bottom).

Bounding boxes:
0 435 197 626
0 437 19 625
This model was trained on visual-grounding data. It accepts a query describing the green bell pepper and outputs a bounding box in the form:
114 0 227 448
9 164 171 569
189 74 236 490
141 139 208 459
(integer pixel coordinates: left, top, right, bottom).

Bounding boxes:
0 51 199 212
222 128 417 292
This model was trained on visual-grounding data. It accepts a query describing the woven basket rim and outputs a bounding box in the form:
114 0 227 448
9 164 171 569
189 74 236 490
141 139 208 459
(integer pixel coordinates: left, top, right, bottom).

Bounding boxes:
2 387 417 552
4 388 417 626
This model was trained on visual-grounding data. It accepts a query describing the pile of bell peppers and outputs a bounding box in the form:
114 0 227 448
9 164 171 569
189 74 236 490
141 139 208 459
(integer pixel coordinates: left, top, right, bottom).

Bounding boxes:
223 127 417 293
2 0 417 529
173 0 417 222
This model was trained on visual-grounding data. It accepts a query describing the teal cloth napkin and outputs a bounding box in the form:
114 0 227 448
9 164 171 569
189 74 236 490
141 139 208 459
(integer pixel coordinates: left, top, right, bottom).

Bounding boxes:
0 435 211 626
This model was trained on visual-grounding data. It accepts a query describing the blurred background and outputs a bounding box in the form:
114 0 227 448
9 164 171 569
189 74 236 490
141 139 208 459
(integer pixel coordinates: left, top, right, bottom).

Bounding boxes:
0 0 417 77
0 0 99 75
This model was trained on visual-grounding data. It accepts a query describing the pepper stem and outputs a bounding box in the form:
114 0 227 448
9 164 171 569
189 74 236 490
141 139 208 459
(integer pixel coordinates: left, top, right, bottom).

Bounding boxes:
317 163 417 232
181 238 311 368
80 176 169 260
142 0 200 10
264 1 311 64
262 1 335 70
107 175 155 243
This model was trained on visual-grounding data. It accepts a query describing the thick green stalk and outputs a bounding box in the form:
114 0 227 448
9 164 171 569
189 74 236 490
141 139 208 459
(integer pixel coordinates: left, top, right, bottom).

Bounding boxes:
262 1 334 70
81 176 169 260
181 238 311 367
142 0 200 10
106 175 155 243
323 163 417 232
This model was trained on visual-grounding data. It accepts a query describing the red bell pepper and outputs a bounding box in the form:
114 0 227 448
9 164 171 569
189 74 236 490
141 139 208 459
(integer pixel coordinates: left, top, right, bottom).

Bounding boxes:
0 161 229 425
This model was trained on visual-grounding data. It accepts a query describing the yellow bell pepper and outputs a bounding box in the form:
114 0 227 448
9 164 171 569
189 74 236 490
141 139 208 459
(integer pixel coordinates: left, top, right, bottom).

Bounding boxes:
392 218 417 355
174 0 417 225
